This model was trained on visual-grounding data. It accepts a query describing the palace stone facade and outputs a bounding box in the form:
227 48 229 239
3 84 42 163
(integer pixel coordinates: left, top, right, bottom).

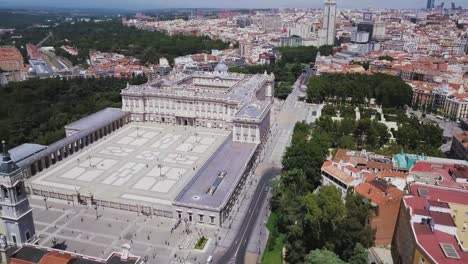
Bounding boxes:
121 70 274 144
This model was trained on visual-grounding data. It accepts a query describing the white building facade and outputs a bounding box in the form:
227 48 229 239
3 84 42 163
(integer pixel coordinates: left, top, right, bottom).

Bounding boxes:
321 0 337 46
121 70 274 144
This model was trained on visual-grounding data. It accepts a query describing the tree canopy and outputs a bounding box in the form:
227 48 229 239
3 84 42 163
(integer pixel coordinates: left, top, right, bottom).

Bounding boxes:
278 45 333 64
378 55 395 61
306 249 347 264
0 76 146 147
307 73 413 108
1 20 229 65
269 121 375 263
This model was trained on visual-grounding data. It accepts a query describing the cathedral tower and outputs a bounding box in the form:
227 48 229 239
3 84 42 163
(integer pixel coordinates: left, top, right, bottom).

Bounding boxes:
0 141 35 245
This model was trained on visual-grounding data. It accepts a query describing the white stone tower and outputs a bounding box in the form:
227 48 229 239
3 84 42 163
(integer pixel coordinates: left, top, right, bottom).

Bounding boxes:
148 67 157 82
322 0 337 46
0 141 35 245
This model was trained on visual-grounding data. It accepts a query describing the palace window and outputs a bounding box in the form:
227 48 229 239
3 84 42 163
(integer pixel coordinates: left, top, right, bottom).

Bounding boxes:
16 182 22 196
2 187 8 198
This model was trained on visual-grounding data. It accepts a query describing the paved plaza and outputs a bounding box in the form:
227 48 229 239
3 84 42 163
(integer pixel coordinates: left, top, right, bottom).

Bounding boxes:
30 196 219 264
28 123 229 210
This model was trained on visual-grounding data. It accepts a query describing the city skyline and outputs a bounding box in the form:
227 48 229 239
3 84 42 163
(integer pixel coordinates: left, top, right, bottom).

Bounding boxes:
0 0 466 10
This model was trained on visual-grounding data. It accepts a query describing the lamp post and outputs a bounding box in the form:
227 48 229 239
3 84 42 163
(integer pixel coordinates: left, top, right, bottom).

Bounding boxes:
94 205 98 219
43 196 48 210
158 163 163 177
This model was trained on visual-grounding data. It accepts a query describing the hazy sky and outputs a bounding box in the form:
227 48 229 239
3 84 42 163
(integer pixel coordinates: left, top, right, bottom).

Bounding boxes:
0 0 466 10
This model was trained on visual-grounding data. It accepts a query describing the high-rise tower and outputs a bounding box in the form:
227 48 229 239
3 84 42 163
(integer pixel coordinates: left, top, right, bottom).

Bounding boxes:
322 0 337 46
0 141 35 245
427 0 436 9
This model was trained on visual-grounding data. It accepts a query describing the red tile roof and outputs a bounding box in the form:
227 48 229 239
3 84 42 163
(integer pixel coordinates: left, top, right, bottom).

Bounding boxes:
366 161 392 171
38 252 77 264
377 171 409 179
26 43 41 60
411 161 434 173
414 223 468 264
321 161 355 184
344 165 361 174
10 259 34 264
430 211 456 227
404 196 430 216
410 162 468 189
428 200 450 209
0 46 24 71
333 149 351 162
355 180 404 206
410 184 468 205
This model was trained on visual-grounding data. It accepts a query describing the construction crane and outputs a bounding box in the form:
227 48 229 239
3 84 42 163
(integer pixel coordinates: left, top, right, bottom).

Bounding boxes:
340 11 353 24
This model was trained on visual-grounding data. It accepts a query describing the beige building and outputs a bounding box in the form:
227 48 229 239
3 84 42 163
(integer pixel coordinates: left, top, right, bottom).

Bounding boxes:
121 70 274 144
444 90 468 121
451 132 468 161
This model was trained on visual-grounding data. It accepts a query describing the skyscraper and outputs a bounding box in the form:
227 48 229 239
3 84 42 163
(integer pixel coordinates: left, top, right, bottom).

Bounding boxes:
427 0 436 9
322 0 337 46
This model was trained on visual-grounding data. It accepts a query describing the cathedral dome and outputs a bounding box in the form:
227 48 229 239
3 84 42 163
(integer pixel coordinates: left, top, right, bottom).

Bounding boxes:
214 63 228 72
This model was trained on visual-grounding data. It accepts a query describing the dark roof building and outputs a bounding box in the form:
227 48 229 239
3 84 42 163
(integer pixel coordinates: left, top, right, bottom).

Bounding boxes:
9 244 141 264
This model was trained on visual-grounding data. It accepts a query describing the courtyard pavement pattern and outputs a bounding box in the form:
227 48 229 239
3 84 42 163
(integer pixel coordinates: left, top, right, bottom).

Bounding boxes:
31 196 219 264
28 123 229 210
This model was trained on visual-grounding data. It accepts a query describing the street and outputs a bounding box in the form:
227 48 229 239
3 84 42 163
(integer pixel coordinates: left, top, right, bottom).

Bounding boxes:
214 72 317 264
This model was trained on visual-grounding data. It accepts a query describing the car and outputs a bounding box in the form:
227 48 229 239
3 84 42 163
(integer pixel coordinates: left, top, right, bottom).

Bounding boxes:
264 186 269 192
207 255 213 263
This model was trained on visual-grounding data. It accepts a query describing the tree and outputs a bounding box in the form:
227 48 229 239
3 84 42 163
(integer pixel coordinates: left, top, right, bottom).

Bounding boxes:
2 20 230 65
338 135 356 149
300 186 346 257
272 119 377 263
335 194 375 260
306 73 413 109
306 249 347 264
275 82 293 100
318 45 334 56
282 141 324 190
378 55 395 61
348 243 368 264
0 76 140 146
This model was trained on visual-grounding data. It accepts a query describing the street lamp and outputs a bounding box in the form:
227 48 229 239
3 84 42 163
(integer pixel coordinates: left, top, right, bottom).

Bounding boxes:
43 196 48 210
158 163 163 177
94 205 98 219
